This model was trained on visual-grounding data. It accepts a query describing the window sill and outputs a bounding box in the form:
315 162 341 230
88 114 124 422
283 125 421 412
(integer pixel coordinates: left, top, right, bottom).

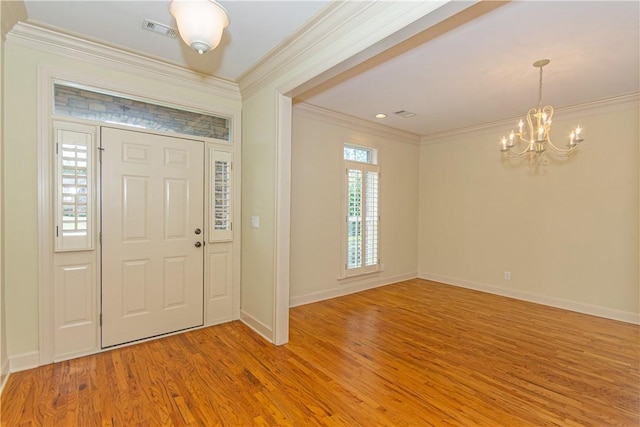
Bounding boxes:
337 268 381 283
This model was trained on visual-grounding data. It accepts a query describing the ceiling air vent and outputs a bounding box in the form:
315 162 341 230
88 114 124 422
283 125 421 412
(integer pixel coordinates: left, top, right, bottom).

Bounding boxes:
142 19 177 39
394 110 416 118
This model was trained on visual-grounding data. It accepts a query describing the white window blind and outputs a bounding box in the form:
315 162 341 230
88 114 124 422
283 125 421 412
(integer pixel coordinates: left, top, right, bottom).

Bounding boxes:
54 122 95 251
210 149 233 241
343 144 379 277
365 170 379 267
347 169 363 269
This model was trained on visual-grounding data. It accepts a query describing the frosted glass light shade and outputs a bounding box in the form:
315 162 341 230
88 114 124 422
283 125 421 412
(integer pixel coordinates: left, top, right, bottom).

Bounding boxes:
170 0 230 55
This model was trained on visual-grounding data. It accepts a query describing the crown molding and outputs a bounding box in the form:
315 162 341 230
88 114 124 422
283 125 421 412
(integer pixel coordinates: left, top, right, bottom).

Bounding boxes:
238 1 457 99
6 22 241 101
420 92 640 145
294 102 421 146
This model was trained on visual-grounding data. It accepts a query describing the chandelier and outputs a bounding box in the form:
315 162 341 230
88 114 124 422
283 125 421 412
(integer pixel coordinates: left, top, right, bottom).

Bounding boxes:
170 0 230 55
500 59 584 166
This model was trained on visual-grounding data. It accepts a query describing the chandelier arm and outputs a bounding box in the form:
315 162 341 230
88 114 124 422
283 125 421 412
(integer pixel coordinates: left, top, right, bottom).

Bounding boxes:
545 138 578 154
505 144 531 157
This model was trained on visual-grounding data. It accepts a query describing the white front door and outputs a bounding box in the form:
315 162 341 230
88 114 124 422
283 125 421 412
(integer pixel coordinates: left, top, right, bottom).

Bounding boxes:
101 127 205 348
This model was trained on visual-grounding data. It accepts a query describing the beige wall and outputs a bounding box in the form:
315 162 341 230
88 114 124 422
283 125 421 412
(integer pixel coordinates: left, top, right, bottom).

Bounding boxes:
418 99 639 319
290 107 419 303
240 87 277 330
0 0 7 390
1 0 27 389
2 40 241 359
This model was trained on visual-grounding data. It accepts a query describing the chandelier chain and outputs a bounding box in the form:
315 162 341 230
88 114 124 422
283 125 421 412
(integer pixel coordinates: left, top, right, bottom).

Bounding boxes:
538 66 543 109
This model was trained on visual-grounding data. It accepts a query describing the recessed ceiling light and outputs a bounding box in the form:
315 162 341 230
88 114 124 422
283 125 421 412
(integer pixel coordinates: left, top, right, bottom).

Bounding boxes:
375 113 387 119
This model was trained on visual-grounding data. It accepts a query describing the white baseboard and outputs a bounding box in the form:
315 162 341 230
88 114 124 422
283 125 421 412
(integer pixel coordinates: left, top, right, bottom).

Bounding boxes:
9 351 40 373
0 357 9 394
419 272 640 325
239 310 273 343
289 272 417 308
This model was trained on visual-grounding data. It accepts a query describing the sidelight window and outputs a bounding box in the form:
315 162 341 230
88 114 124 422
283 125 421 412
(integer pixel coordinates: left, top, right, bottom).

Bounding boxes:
54 122 96 251
210 149 233 241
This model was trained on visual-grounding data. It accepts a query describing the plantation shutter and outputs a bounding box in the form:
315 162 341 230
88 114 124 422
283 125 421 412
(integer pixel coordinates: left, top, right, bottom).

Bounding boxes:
365 170 379 268
54 122 96 251
210 149 233 241
345 161 379 276
347 168 363 270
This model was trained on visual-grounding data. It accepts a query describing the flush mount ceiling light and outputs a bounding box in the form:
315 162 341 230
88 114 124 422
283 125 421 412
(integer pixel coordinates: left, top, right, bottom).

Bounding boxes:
500 59 584 166
375 113 387 119
170 0 230 55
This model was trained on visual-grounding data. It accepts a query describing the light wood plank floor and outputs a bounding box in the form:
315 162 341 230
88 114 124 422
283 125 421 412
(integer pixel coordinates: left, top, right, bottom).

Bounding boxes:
1 279 638 426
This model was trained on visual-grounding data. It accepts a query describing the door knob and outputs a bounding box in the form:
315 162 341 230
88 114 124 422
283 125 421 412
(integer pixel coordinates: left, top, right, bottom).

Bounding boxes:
194 228 202 235
195 241 202 248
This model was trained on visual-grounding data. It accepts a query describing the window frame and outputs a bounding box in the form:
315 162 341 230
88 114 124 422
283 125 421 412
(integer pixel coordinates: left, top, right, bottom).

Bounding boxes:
341 143 380 278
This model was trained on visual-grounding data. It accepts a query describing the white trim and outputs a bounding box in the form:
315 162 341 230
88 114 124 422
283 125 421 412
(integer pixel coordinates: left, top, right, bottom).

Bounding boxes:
273 94 292 345
0 359 9 393
290 273 417 308
242 1 471 98
239 310 273 343
7 22 240 101
239 1 375 96
294 103 420 145
37 67 55 365
418 273 640 325
230 115 242 322
421 92 640 144
8 351 40 373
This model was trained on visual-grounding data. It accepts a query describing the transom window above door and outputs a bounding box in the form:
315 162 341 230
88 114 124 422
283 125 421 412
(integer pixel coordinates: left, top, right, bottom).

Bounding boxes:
53 83 231 141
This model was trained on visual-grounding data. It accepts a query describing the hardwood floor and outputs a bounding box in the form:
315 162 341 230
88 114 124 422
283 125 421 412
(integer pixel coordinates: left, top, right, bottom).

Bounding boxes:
1 279 638 426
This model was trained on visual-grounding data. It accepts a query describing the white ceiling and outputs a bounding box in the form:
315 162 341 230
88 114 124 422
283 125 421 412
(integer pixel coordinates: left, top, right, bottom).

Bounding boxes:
21 1 640 137
298 1 640 137
23 0 330 80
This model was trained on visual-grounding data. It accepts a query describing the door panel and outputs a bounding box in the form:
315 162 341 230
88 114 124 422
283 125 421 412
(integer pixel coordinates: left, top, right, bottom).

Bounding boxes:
101 127 204 348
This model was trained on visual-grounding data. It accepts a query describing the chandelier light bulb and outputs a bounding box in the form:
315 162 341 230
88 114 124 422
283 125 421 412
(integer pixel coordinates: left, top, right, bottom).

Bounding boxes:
170 0 230 55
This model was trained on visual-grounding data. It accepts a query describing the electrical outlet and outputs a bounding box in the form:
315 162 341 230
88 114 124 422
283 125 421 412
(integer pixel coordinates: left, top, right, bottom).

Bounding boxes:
504 271 511 280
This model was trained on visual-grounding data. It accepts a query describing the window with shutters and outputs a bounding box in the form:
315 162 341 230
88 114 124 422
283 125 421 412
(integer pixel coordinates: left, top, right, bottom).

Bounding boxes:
343 144 379 277
54 122 96 251
210 149 233 241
